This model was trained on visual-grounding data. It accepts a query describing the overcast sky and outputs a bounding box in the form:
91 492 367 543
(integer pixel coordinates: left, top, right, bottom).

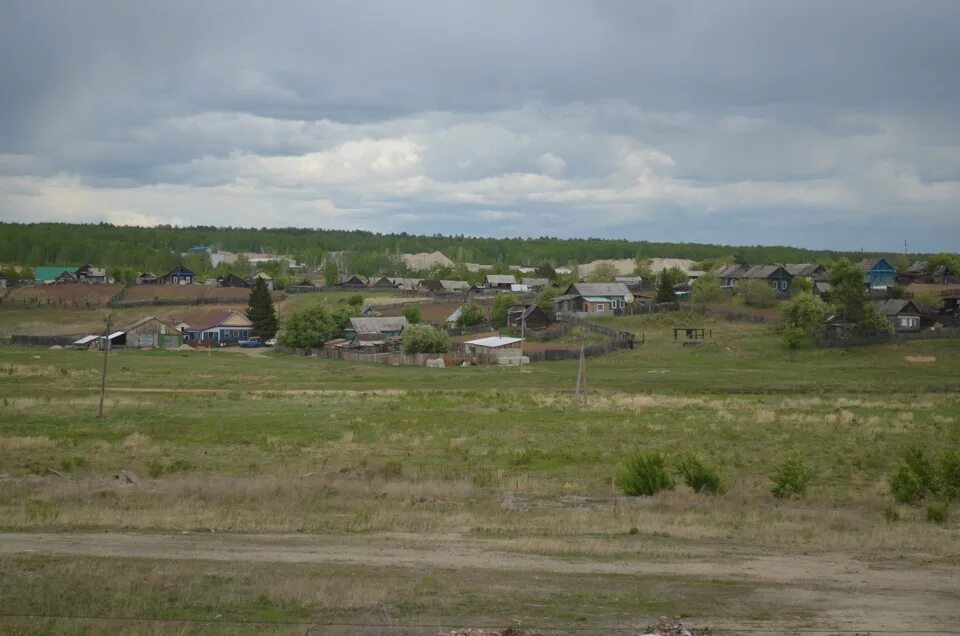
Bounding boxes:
2 1 959 252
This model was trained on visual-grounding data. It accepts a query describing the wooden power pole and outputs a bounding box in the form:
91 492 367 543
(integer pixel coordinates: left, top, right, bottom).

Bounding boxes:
97 314 112 418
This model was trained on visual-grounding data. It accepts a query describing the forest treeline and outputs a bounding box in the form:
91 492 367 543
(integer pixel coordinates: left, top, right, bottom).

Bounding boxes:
0 222 918 276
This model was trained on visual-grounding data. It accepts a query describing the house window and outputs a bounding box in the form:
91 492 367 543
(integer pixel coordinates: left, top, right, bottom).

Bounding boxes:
596 304 604 312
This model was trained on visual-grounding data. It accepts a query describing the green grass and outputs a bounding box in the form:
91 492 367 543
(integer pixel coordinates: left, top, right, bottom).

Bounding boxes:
1 311 959 631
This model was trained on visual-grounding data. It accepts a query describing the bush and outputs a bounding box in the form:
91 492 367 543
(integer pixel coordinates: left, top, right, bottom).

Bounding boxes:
617 451 675 496
939 449 960 500
491 293 518 327
456 303 486 328
926 503 949 524
883 506 900 523
402 324 450 354
890 464 925 504
402 304 423 325
740 279 777 308
675 453 726 494
278 305 353 348
769 456 813 498
690 272 724 304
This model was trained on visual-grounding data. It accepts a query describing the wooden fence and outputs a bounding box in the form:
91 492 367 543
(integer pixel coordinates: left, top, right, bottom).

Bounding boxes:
10 335 84 347
819 327 960 347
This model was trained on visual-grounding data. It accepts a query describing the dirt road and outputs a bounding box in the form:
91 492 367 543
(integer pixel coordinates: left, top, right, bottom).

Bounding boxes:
1 531 957 632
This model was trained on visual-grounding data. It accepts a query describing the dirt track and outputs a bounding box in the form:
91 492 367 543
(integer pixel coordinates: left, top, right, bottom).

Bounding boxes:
1 532 957 632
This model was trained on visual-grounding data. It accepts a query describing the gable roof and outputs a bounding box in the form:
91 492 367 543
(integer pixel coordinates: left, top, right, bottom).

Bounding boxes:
464 336 523 348
741 264 791 279
905 261 930 275
857 257 895 273
35 266 79 282
784 263 823 277
347 316 410 335
119 316 183 334
175 309 251 332
873 299 920 317
715 264 748 279
486 274 517 285
567 282 633 299
521 277 549 288
439 280 469 291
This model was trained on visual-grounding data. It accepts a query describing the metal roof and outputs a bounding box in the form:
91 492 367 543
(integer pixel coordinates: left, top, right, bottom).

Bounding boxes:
73 335 99 345
486 274 517 285
582 296 613 302
464 336 523 348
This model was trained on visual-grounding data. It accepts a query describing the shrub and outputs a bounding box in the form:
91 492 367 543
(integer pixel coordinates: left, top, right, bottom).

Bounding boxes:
617 451 675 496
690 272 724 304
890 464 925 504
769 455 813 498
491 293 518 327
147 460 165 479
278 305 353 348
740 279 777 308
402 304 422 325
675 452 726 494
926 503 948 524
883 506 900 523
939 450 960 500
456 303 486 328
402 324 450 354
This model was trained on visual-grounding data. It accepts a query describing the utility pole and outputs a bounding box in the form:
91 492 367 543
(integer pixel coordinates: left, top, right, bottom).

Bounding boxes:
574 327 588 404
518 309 525 372
97 314 112 418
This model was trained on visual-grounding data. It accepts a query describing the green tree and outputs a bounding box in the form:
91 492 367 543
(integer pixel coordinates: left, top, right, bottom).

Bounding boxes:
456 303 486 328
402 324 450 354
857 304 894 335
278 305 351 348
913 290 944 314
655 275 677 303
792 276 813 294
828 258 867 321
348 294 364 311
535 285 562 310
402 304 423 324
534 263 557 281
246 277 278 339
491 292 518 327
690 272 724 304
740 279 776 308
632 259 653 281
782 324 805 356
781 292 827 338
587 261 618 283
324 260 339 287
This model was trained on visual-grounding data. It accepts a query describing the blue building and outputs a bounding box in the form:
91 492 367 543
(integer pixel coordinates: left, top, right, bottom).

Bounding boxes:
857 257 897 288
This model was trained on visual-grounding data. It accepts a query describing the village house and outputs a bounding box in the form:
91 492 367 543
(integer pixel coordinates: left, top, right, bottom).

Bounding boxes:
462 335 523 356
86 316 184 350
34 266 79 284
900 261 960 285
716 264 795 295
336 274 368 289
521 277 549 291
507 304 552 331
162 265 195 285
874 299 922 332
784 263 828 283
342 316 409 344
136 272 160 285
371 277 399 289
857 257 897 289
252 271 274 290
387 277 422 291
614 276 644 291
217 273 249 288
551 282 634 315
485 274 517 290
74 264 108 283
176 309 254 344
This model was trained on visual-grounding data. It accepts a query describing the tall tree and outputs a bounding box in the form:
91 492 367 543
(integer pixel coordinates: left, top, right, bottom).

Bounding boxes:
324 260 339 287
655 275 677 303
246 277 278 339
828 258 867 321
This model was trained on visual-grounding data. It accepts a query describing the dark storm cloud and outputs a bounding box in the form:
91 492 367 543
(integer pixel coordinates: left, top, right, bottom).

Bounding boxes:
1 1 959 250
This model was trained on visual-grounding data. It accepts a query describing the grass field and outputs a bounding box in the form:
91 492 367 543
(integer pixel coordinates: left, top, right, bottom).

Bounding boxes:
0 312 959 633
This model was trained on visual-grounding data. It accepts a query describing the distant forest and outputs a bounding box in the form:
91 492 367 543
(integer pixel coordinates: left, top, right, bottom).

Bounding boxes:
0 222 918 277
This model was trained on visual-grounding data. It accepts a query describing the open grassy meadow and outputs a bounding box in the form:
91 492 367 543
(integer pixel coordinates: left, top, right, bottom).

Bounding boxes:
1 312 959 634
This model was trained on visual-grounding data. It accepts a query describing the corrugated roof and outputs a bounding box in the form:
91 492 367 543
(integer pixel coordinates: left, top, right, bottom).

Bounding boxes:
348 316 409 334
34 266 79 282
873 299 920 316
569 282 633 298
486 274 517 285
464 336 523 348
73 335 99 345
582 296 613 302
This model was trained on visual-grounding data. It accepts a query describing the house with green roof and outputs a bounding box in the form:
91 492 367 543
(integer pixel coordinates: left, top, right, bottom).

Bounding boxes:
34 266 79 283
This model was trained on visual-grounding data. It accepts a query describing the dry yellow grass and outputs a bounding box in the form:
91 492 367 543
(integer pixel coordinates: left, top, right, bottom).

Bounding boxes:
0 436 56 450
